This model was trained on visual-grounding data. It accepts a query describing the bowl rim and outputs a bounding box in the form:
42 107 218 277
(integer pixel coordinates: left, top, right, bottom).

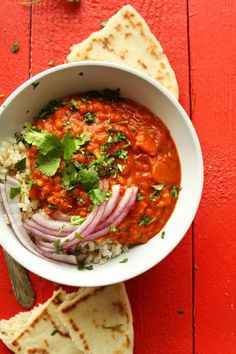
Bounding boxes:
0 61 204 286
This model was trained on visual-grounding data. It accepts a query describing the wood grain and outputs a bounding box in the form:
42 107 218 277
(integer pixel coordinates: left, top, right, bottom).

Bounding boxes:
188 1 236 353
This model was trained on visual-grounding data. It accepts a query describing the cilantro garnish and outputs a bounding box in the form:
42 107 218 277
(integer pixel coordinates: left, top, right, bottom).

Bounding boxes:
112 149 128 160
50 330 58 336
104 324 123 329
77 166 99 192
83 112 95 124
11 40 19 53
74 133 90 149
138 215 152 226
161 231 165 239
89 189 112 206
38 100 61 119
70 215 85 226
78 261 93 271
100 20 107 28
170 185 180 198
70 99 79 111
109 224 117 232
136 192 144 201
62 132 77 161
47 203 57 210
14 157 26 171
150 184 165 201
119 258 128 263
9 187 21 199
61 163 78 189
53 239 64 253
37 153 61 177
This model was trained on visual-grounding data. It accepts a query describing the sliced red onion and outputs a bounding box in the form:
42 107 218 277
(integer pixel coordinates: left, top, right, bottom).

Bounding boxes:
50 211 71 222
23 223 60 242
24 219 70 237
38 249 78 265
32 211 76 232
83 187 138 242
62 202 106 250
97 184 120 224
37 244 55 253
0 178 45 259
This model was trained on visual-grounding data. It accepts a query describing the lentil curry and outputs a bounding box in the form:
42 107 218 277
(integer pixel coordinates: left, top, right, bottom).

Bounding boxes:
26 89 181 244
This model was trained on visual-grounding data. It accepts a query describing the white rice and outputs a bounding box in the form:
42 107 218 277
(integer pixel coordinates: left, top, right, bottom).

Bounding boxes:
0 138 128 264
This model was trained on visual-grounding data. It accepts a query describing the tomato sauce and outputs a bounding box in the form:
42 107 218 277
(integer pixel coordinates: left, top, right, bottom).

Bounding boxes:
28 94 181 244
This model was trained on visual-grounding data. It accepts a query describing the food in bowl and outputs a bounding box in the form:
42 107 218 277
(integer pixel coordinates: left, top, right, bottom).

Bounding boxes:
0 88 181 266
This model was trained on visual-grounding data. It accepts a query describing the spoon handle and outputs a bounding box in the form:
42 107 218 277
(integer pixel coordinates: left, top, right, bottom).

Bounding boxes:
3 250 35 309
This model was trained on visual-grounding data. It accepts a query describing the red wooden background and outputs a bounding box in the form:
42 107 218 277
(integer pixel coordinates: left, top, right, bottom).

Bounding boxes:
0 1 235 353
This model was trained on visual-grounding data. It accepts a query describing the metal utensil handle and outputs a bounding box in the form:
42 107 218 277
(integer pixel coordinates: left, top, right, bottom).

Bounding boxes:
3 250 35 309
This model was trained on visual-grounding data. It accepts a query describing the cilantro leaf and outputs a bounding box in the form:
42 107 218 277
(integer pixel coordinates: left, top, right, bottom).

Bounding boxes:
83 112 95 124
77 166 99 192
89 189 112 206
9 187 21 199
14 157 26 171
39 134 62 156
70 99 79 111
61 163 78 188
109 224 117 232
62 132 76 161
136 192 144 201
70 215 85 225
150 184 165 201
37 153 61 177
112 149 128 160
23 127 49 147
11 40 19 54
74 133 90 149
138 215 152 226
38 100 61 119
119 258 128 263
170 185 180 198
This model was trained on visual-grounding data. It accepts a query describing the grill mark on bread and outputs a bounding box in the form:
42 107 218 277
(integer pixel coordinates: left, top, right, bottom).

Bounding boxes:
61 287 106 313
137 59 147 69
69 319 79 332
27 349 49 354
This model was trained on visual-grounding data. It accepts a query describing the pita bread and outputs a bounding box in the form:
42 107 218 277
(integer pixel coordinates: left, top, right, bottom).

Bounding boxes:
67 4 179 99
58 283 133 354
0 290 82 354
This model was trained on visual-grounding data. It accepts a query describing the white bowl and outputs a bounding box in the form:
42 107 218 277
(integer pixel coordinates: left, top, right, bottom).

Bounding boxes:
0 62 203 286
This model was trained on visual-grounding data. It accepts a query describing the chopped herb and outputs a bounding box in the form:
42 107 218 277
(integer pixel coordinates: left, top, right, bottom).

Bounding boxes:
32 82 40 89
171 185 179 198
119 258 128 263
74 133 90 148
100 20 107 28
177 309 184 315
61 163 78 189
47 59 55 66
14 157 26 171
113 131 127 143
50 329 58 336
83 112 95 124
9 187 21 199
15 132 25 144
104 324 123 329
117 164 124 173
81 96 88 104
62 132 77 161
70 215 85 226
109 224 117 232
70 99 79 111
53 239 64 253
74 232 83 239
112 149 128 160
160 231 165 239
136 192 144 201
11 40 19 53
38 100 61 119
47 203 57 210
138 215 152 226
89 188 112 206
38 153 61 177
74 196 86 205
77 166 99 193
78 261 93 271
150 183 165 201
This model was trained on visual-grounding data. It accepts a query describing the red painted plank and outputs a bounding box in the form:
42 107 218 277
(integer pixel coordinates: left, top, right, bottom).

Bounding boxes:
31 1 192 354
0 3 31 353
189 1 236 353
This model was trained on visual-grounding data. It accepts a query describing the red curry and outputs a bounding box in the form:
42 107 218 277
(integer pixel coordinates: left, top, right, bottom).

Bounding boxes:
28 92 181 244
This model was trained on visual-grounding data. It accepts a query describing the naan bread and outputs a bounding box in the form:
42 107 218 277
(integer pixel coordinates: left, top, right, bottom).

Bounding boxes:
67 4 179 99
0 290 82 354
58 283 133 354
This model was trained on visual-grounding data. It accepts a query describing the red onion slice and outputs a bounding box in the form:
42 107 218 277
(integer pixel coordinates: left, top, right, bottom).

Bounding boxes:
31 211 76 232
0 178 45 259
24 219 70 237
83 187 138 242
23 223 60 242
50 211 71 222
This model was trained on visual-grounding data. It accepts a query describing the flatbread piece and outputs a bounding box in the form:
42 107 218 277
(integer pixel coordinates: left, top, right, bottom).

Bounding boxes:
67 4 179 99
